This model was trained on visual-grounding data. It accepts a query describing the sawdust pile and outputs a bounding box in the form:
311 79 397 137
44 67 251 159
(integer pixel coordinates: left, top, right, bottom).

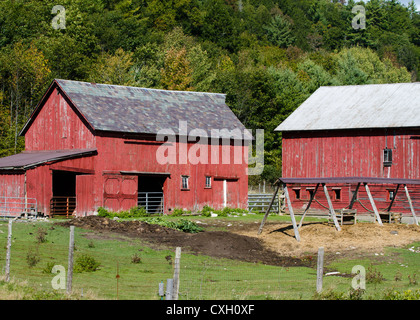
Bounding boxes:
236 221 420 258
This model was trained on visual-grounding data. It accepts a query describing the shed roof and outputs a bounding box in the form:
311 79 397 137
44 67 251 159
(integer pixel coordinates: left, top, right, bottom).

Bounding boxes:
275 83 420 132
22 79 250 140
0 149 97 170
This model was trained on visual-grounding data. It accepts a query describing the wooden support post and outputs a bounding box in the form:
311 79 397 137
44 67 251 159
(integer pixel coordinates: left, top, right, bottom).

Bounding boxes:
283 184 301 242
404 185 419 226
66 226 75 294
316 247 324 293
5 219 12 282
172 247 181 300
257 183 281 235
364 183 383 226
299 183 319 228
348 182 361 209
323 184 341 231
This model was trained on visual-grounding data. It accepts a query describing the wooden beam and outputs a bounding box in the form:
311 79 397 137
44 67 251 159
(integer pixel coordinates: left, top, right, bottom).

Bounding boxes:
323 183 341 231
364 183 383 226
348 182 361 209
257 183 281 235
299 183 320 229
404 184 419 226
283 184 301 242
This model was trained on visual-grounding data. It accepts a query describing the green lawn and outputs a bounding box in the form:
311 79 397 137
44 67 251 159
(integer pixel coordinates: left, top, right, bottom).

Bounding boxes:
0 217 419 300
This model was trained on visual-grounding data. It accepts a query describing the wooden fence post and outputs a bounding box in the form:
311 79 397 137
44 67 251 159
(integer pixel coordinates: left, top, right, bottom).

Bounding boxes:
172 247 181 300
316 247 324 293
5 219 12 282
66 226 75 294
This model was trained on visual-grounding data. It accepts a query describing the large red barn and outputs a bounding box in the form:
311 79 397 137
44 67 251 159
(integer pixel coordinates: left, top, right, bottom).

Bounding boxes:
276 83 420 220
0 79 249 217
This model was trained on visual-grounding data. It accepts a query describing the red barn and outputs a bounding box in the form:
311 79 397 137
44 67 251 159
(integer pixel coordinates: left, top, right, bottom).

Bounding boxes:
276 83 420 221
0 79 249 217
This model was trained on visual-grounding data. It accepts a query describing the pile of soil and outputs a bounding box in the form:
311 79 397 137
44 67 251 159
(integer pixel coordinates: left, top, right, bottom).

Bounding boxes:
57 216 308 267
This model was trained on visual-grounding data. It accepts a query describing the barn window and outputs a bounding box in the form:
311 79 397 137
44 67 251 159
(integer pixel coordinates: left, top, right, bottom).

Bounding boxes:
205 176 211 188
181 176 189 190
333 188 341 201
388 190 395 201
383 148 393 167
293 188 301 200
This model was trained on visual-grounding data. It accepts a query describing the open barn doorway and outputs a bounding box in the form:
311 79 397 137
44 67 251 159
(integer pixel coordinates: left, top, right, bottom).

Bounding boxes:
51 170 77 217
138 174 167 214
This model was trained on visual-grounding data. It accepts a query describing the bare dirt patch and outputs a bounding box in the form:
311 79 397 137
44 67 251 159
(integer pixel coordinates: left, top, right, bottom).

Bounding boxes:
235 221 420 258
57 216 307 267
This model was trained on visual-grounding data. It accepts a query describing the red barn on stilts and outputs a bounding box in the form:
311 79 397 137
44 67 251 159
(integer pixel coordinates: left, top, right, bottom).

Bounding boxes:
0 79 249 217
276 83 420 226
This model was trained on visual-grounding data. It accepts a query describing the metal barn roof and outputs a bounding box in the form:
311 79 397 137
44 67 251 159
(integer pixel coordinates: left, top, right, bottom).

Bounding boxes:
27 79 249 140
0 149 97 170
275 83 420 132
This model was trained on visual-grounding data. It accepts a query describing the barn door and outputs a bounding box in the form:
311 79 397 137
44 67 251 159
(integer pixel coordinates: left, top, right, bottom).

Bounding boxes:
76 175 95 217
103 174 138 212
226 180 239 208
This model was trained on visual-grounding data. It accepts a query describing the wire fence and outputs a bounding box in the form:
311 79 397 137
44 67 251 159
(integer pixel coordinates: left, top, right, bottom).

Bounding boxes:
0 220 419 300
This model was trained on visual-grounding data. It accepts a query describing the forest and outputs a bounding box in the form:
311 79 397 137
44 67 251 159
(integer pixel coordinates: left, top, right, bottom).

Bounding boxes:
0 0 419 184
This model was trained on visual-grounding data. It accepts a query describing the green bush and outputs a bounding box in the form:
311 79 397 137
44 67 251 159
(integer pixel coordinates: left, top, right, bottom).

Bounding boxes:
143 217 204 233
74 254 100 273
96 206 150 218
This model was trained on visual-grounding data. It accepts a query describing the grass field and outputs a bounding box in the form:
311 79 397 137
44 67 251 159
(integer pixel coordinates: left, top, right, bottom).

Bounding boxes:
0 216 419 300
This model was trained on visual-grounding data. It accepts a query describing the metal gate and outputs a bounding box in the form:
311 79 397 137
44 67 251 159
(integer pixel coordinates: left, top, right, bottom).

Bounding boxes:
0 197 38 218
138 192 164 214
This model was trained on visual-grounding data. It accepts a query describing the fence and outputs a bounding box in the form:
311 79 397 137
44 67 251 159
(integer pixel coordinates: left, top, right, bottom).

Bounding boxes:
1 220 419 300
50 196 76 218
248 193 284 214
138 192 164 214
0 197 38 218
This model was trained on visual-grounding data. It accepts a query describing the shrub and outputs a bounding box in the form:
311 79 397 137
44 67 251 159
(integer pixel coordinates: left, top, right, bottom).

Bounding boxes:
172 208 191 216
42 261 56 274
97 206 150 218
74 254 100 273
36 227 48 243
366 265 385 284
131 253 142 264
26 247 40 268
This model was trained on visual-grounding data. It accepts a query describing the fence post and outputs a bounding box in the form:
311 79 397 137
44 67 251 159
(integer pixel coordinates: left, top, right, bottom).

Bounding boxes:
316 247 324 293
66 226 75 294
166 278 173 300
5 219 12 282
172 247 181 300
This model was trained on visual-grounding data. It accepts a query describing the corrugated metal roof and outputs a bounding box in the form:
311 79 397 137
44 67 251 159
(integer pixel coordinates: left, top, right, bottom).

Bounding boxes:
53 79 250 140
275 83 420 132
0 149 97 170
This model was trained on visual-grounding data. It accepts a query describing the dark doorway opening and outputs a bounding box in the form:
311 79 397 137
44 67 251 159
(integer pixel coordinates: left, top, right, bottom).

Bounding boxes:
51 170 77 217
138 175 167 214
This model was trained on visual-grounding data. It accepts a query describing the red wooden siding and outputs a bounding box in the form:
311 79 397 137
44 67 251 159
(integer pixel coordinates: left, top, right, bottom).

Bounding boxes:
282 128 420 214
25 88 96 151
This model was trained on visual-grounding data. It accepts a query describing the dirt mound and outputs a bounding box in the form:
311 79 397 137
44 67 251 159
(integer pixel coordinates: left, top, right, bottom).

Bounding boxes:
57 216 307 267
236 221 420 258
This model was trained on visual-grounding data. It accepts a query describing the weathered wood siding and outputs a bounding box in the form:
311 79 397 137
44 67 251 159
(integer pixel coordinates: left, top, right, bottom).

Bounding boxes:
25 87 96 151
282 128 420 214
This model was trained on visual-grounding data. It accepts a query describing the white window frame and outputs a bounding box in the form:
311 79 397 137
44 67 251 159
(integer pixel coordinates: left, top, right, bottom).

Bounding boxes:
181 175 189 190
